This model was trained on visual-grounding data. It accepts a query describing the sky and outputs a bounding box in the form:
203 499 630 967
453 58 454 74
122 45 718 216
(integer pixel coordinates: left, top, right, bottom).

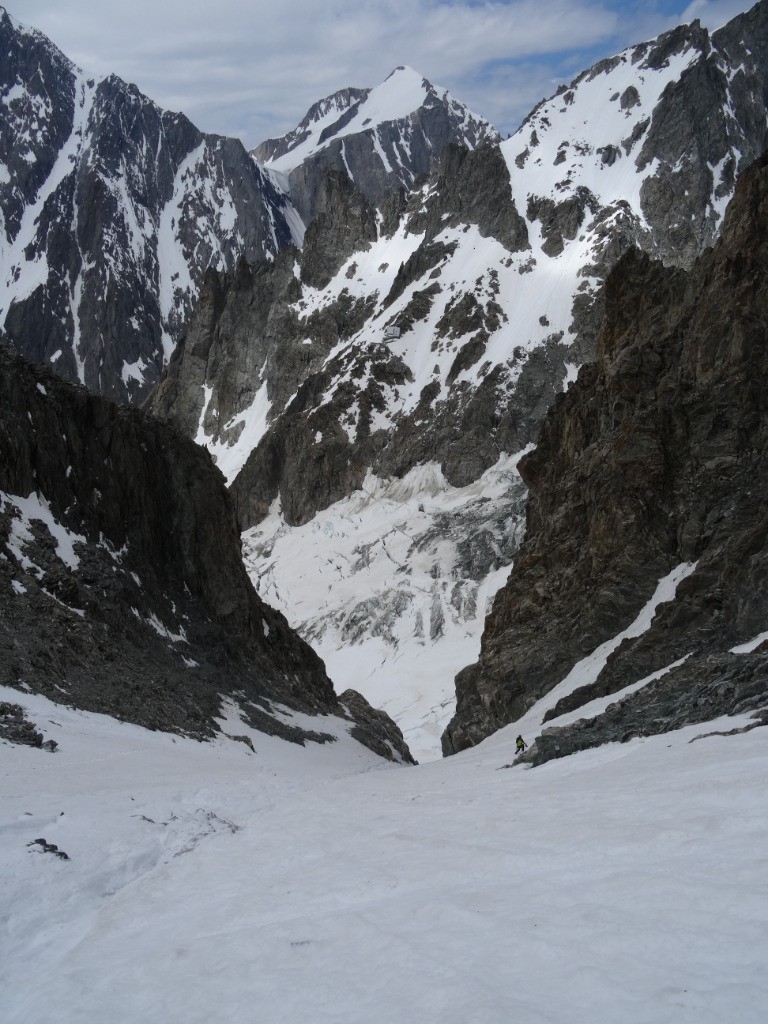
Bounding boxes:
10 1 758 146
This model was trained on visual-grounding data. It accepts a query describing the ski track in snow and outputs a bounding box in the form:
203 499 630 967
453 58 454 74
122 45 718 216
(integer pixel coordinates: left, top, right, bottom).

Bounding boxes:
1 684 767 1024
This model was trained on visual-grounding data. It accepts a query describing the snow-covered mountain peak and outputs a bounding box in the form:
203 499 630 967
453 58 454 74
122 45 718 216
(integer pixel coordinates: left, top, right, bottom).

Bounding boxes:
251 64 499 224
255 64 496 175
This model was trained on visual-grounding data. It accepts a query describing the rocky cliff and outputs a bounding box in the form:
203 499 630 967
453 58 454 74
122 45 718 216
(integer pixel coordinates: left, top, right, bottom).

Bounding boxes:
0 7 297 405
442 150 768 759
0 342 413 762
148 142 547 529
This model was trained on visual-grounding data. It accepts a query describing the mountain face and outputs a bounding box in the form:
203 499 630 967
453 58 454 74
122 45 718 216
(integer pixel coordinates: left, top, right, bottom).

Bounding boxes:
0 342 413 763
253 66 499 224
443 150 768 759
147 2 768 756
0 7 298 405
156 3 768 528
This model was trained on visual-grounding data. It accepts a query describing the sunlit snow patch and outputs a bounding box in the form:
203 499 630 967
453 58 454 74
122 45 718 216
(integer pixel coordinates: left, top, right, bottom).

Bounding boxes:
1 490 86 574
731 631 768 654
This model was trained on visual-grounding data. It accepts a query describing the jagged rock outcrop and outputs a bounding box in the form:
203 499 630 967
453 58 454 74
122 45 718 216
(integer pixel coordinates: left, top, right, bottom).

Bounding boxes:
0 701 49 748
0 342 414 762
0 7 296 404
442 150 768 758
146 250 309 458
300 167 380 290
254 66 499 224
337 689 414 764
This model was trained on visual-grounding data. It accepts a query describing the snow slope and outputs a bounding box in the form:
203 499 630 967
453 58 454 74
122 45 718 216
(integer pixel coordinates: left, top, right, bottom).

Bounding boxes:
2 683 766 1023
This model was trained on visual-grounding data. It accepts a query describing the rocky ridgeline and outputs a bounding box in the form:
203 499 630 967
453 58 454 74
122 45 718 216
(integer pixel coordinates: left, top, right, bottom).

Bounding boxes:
253 66 499 224
0 342 413 762
0 18 499 409
442 151 768 759
0 7 295 404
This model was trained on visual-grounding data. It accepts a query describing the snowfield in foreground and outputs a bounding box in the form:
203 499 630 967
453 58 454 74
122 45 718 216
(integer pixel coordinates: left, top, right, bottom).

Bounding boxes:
2 684 767 1024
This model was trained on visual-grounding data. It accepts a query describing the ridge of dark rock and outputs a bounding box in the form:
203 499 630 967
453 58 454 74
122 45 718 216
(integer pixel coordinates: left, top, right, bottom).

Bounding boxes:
0 341 414 762
253 87 370 165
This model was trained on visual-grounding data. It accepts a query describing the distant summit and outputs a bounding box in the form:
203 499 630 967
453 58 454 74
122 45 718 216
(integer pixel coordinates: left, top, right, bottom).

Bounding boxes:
0 5 297 404
252 65 500 223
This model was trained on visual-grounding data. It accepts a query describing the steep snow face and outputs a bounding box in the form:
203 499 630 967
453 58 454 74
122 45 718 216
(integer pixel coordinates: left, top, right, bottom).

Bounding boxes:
0 9 298 403
257 66 496 176
242 455 528 761
504 43 701 207
2 684 767 1023
501 22 753 267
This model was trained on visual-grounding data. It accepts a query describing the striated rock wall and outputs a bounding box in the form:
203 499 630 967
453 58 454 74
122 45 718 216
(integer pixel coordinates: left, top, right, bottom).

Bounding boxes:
443 151 768 757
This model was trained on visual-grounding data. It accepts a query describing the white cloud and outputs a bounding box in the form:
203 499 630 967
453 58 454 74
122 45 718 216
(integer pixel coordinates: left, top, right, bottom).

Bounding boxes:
10 0 757 146
679 0 756 28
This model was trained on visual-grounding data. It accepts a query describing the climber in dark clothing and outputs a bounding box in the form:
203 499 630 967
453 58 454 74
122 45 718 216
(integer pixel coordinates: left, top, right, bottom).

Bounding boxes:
516 735 527 754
